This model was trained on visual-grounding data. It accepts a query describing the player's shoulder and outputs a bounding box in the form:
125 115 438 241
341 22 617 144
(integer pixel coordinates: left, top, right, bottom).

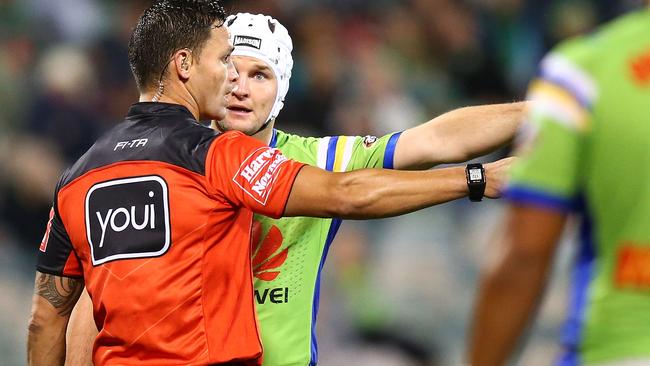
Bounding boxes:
594 8 650 46
274 129 369 148
552 9 650 67
273 129 319 146
272 129 324 162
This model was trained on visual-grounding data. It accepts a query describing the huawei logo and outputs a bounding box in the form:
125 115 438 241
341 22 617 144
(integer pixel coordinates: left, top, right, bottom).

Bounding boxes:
251 220 288 281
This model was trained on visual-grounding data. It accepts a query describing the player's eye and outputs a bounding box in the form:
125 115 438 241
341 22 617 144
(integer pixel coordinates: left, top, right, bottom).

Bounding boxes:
222 54 231 64
253 72 267 80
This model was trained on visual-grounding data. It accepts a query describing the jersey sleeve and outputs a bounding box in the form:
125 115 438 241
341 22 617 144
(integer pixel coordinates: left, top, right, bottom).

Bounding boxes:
36 187 83 278
206 131 306 218
506 51 596 212
311 133 402 172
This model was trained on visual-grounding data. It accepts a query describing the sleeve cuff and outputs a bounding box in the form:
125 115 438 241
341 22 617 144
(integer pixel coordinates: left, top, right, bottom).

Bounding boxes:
382 132 403 169
504 185 577 212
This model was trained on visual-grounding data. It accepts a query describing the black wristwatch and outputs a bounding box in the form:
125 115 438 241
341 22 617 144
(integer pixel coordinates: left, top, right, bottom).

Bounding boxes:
466 163 486 202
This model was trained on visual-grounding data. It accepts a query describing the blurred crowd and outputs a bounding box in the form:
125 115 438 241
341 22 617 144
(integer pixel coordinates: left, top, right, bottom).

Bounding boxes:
0 0 644 365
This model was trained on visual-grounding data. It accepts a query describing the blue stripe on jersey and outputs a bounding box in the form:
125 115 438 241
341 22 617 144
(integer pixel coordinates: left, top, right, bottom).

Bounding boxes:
556 350 580 366
383 132 402 169
309 218 343 366
269 129 278 148
504 186 577 212
538 74 593 110
326 136 339 171
309 133 401 364
310 137 340 365
556 197 595 366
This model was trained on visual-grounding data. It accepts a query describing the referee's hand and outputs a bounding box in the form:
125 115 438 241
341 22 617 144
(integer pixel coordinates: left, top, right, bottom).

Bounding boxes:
483 157 516 199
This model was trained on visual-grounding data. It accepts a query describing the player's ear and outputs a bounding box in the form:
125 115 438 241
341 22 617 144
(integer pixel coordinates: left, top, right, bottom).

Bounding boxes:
173 49 193 81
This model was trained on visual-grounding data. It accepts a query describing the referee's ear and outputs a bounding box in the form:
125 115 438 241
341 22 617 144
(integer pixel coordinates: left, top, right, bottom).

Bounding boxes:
173 49 193 81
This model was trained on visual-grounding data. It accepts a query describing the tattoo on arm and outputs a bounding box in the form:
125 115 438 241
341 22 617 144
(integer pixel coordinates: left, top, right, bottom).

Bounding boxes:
35 273 83 317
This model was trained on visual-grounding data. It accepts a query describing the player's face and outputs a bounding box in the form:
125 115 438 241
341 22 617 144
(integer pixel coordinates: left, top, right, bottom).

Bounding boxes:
186 26 237 121
219 55 278 135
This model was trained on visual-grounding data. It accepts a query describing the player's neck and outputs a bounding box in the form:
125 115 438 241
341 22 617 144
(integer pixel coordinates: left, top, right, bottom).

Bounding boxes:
253 120 276 146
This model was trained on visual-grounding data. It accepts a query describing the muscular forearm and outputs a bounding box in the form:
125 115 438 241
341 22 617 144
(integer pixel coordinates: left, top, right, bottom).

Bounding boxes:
445 102 525 159
28 272 83 366
395 102 527 169
284 166 467 219
28 300 67 366
66 288 97 366
285 158 511 218
468 247 553 366
467 205 566 366
335 166 468 219
285 165 466 218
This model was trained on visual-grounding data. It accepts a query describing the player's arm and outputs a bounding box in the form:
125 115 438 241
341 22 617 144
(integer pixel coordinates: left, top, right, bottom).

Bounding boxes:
65 288 97 366
394 102 527 169
467 48 592 364
28 271 84 366
283 157 513 218
466 204 567 366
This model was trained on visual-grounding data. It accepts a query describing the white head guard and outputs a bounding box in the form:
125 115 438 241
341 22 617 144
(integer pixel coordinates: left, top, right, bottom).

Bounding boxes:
226 13 294 124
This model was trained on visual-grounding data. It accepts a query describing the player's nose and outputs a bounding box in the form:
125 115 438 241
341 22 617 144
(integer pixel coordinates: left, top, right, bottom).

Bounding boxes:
232 74 250 97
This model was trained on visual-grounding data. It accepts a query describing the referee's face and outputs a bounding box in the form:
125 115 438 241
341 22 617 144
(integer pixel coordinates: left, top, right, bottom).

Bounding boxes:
220 55 278 135
186 26 237 121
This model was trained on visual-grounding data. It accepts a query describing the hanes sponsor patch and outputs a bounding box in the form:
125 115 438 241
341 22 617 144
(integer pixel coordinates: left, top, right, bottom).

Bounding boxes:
233 147 289 205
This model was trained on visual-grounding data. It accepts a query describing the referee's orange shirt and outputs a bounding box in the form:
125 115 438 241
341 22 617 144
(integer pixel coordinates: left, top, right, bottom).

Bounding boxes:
37 103 305 365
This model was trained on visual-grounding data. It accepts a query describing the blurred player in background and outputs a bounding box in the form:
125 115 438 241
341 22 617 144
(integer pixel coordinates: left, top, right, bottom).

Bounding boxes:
28 1 516 365
468 4 650 366
68 11 525 366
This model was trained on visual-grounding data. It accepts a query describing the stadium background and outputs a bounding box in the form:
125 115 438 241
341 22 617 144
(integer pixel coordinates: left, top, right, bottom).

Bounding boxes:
0 0 643 365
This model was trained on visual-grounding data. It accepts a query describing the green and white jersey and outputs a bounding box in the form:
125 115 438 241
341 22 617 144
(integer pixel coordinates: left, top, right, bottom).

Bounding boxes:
252 129 401 366
507 9 650 366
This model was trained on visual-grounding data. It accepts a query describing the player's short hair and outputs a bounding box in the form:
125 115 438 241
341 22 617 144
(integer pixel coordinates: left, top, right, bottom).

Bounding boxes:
128 0 227 91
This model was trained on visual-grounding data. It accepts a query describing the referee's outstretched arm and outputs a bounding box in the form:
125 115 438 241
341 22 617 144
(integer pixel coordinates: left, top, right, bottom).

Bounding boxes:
284 157 513 219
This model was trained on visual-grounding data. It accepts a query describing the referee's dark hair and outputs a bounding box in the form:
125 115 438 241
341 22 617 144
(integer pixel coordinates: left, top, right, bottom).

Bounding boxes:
128 0 227 91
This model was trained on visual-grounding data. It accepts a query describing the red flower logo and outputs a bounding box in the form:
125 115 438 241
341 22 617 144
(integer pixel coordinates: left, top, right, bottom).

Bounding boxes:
251 220 288 281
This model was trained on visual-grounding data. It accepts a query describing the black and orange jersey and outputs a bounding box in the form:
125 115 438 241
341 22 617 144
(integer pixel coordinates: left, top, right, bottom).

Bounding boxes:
36 102 305 365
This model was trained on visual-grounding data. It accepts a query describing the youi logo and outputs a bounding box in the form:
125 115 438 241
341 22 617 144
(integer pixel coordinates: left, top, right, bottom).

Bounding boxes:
85 176 170 265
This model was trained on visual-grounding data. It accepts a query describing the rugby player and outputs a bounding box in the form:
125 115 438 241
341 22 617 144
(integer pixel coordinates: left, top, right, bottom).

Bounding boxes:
27 2 514 365
65 12 524 366
468 4 650 365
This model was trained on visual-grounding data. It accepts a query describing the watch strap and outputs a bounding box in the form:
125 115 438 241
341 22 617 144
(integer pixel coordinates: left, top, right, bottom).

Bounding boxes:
466 163 486 202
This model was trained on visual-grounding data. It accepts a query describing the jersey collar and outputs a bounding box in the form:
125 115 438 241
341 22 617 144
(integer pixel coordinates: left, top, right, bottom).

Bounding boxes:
127 102 195 121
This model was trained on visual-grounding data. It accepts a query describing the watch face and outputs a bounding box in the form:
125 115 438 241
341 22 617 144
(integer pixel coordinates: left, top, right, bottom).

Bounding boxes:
469 168 483 181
